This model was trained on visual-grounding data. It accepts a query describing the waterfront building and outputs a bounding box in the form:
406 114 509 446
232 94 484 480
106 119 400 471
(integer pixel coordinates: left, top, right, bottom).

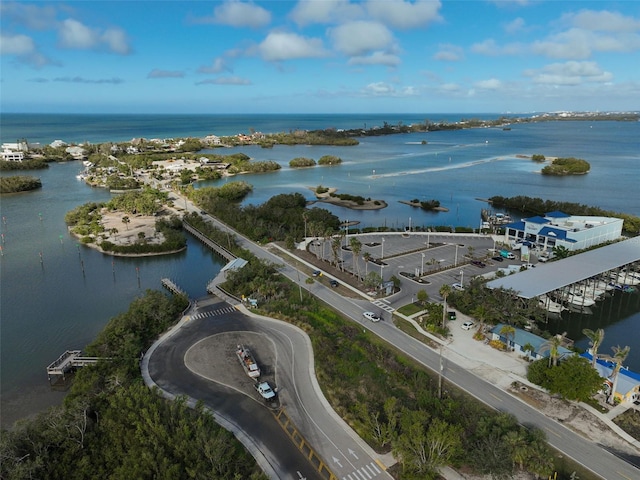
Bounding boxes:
1 149 24 161
581 353 640 404
503 211 623 252
490 324 574 361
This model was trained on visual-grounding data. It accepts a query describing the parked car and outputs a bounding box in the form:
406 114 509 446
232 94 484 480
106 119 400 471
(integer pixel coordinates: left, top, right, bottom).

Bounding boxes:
461 321 474 330
329 279 339 287
254 381 277 402
312 270 321 277
471 260 486 268
492 256 504 262
363 311 382 322
452 282 465 291
447 311 457 320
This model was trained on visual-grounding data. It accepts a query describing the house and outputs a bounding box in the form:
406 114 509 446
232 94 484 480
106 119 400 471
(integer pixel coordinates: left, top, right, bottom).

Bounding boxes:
65 146 86 160
1 149 24 161
503 211 623 252
50 140 67 148
581 353 640 404
490 324 573 361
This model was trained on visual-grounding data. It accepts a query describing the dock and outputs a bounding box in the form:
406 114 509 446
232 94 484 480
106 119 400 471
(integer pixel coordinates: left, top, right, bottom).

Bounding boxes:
161 278 187 297
46 350 99 384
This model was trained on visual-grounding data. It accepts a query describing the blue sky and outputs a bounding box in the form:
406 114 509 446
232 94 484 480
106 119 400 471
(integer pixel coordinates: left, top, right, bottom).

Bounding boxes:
1 1 639 114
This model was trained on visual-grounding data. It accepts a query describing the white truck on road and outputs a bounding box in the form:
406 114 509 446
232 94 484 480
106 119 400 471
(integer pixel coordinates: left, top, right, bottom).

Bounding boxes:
254 381 277 402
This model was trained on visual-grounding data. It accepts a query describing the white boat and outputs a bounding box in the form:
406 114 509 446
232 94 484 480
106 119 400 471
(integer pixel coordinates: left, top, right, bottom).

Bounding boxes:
538 295 566 314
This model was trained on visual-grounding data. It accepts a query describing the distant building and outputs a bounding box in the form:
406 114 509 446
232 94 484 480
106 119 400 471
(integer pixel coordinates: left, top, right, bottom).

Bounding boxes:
1 149 24 161
65 146 86 160
50 140 67 148
503 211 623 252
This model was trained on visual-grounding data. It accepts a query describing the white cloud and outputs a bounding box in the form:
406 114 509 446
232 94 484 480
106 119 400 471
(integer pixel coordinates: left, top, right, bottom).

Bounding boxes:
58 19 97 49
524 61 613 86
474 78 502 90
58 18 131 54
289 0 363 26
471 38 524 56
53 76 124 84
348 51 401 67
533 28 640 59
101 28 130 55
433 44 463 61
329 21 395 57
210 1 271 28
148 69 185 79
0 33 35 55
258 32 327 61
361 81 418 97
0 3 59 31
197 76 252 85
366 0 442 29
562 10 640 33
198 57 231 74
504 17 526 34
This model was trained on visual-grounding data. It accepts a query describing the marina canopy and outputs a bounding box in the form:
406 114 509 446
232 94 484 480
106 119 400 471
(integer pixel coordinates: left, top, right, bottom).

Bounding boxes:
486 238 640 299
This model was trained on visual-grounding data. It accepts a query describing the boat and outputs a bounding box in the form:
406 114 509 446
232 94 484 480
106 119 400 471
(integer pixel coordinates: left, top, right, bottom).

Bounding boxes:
538 294 566 314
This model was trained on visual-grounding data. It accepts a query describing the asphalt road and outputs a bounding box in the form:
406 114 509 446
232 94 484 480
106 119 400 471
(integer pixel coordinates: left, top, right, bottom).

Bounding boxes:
147 297 392 480
177 196 640 479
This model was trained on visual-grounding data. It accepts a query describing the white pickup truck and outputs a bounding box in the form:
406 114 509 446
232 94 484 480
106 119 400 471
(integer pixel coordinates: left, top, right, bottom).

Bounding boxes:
254 381 277 402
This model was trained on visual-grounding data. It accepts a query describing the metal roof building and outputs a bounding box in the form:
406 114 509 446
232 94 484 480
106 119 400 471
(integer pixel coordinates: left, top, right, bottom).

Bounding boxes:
486 237 640 299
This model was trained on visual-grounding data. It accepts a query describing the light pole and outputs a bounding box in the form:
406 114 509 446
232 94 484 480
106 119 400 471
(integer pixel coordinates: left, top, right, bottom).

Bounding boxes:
438 343 444 399
380 263 384 281
427 232 430 248
409 216 412 232
460 270 464 286
381 237 385 259
421 253 425 276
454 244 458 266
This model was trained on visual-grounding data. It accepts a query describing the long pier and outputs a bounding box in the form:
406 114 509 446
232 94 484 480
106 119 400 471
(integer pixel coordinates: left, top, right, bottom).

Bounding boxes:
47 350 100 384
182 221 236 261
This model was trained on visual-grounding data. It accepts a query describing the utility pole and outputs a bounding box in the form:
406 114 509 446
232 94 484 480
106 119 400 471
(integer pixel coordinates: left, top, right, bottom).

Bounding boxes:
438 343 444 399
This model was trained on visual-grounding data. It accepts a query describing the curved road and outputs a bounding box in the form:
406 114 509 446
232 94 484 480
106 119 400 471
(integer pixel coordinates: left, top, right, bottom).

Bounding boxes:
146 297 391 480
166 198 639 480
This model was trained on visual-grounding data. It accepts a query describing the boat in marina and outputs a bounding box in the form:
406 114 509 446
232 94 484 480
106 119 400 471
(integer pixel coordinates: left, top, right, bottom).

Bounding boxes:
538 294 566 314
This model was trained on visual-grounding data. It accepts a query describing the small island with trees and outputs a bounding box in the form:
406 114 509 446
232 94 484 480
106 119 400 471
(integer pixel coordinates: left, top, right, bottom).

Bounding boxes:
0 175 42 194
400 198 449 212
538 156 591 175
311 185 386 210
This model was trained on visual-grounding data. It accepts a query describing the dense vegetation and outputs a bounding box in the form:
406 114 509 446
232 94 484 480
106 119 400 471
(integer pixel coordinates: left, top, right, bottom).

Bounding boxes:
318 155 342 165
527 356 603 402
541 157 590 175
0 290 265 480
105 174 140 190
419 199 441 211
329 192 367 205
189 181 253 203
187 191 341 244
0 175 42 193
0 159 49 170
488 195 640 234
289 157 316 168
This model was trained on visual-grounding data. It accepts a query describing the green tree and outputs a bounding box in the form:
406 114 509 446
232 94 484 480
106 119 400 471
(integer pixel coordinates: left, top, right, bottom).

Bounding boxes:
499 325 516 350
350 237 362 279
582 328 605 368
539 334 563 367
552 245 570 259
548 355 603 401
121 215 130 230
608 345 631 405
416 289 429 306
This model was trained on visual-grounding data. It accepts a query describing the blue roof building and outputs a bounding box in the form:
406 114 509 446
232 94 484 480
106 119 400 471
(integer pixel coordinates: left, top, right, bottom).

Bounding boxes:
581 352 640 404
503 211 623 252
490 324 573 361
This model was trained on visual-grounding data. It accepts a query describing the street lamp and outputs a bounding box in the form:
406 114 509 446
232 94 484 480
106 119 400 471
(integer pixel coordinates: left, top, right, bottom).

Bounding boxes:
454 244 458 266
427 232 430 248
381 237 385 259
421 253 425 276
460 270 464 286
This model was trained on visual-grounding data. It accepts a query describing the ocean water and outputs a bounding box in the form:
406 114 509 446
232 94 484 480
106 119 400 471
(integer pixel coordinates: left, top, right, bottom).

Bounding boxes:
1 114 639 428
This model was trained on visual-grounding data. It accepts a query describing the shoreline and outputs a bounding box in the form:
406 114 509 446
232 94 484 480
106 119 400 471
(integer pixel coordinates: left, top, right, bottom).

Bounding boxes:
307 186 387 210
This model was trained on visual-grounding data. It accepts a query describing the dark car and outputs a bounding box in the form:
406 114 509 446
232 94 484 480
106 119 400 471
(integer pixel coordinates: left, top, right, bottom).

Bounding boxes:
447 311 457 320
471 260 486 268
312 270 321 277
492 256 504 262
329 279 339 287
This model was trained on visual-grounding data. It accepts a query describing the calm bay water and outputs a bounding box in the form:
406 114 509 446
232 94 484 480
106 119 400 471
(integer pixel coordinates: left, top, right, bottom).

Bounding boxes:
1 114 639 428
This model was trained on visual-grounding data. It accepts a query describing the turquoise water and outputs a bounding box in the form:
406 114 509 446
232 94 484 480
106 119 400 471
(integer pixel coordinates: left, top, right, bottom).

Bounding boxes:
1 114 639 427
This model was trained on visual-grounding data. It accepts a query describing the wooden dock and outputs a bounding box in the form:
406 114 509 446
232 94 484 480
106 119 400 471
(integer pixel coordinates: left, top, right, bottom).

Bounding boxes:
161 278 187 297
47 350 99 384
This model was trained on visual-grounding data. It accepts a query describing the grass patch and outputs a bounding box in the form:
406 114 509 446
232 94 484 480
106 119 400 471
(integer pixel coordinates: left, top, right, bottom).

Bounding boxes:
396 302 424 316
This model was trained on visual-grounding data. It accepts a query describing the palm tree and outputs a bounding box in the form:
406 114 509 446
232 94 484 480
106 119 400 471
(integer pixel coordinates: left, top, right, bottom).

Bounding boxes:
539 335 563 367
331 236 341 269
121 216 130 231
499 325 516 350
439 284 452 329
607 345 631 405
582 328 605 368
363 252 371 278
350 237 362 279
